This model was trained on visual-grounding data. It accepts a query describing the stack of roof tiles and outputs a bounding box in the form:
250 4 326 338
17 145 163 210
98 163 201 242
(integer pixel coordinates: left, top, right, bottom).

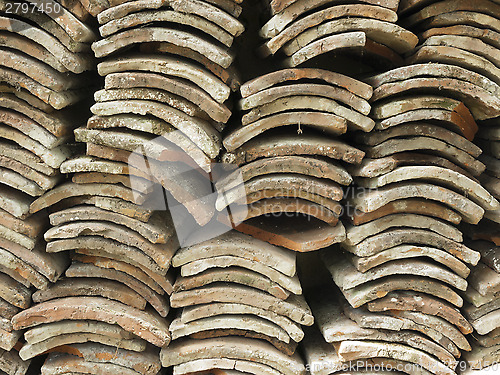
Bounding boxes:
162 231 314 374
0 1 96 373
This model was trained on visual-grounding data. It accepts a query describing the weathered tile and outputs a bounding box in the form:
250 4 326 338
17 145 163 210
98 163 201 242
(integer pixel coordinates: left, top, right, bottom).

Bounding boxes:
223 133 365 166
98 55 231 103
73 254 164 295
20 331 146 360
89 100 221 159
173 360 282 375
261 4 398 56
0 167 46 196
0 328 21 351
71 172 153 194
0 272 31 309
469 309 500 336
337 275 463 308
140 42 241 92
102 10 232 48
0 31 67 73
182 255 301 294
217 173 344 210
402 0 500 29
171 284 313 326
0 184 33 219
342 228 479 265
0 155 61 191
0 348 30 375
350 198 462 225
50 206 173 244
284 33 404 68
466 240 500 273
349 244 470 279
323 250 467 291
0 246 48 290
0 108 64 149
356 166 497 210
349 182 484 224
30 182 146 214
181 303 304 343
365 137 485 176
24 320 137 345
242 95 374 132
48 236 167 276
160 337 305 375
46 220 176 269
0 67 88 110
269 0 399 16
309 289 458 366
66 261 169 316
52 343 160 375
224 111 347 151
92 26 234 69
73 247 174 295
240 82 370 115
408 44 500 87
283 18 417 56
173 231 296 276
345 213 462 245
465 285 500 309
12 296 171 346
261 0 398 38
468 262 500 297
354 151 480 181
0 16 93 73
103 71 231 123
40 351 147 375
342 303 463 357
0 124 73 169
169 0 244 36
32 277 147 310
240 68 372 100
367 64 500 120
227 198 341 227
421 25 500 50
375 111 478 144
0 141 57 177
174 267 290 300
462 341 500 370
0 2 90 52
170 314 292 345
216 156 352 192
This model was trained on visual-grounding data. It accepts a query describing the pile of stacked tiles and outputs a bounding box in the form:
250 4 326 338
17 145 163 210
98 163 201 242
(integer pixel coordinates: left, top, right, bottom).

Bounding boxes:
258 0 416 69
477 121 500 226
75 0 246 233
460 118 500 375
161 231 313 374
11 158 176 374
9 0 248 373
219 68 371 251
304 282 471 375
460 233 500 374
302 0 500 374
400 1 500 373
217 0 420 253
325 63 500 375
0 1 96 373
402 0 500 91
